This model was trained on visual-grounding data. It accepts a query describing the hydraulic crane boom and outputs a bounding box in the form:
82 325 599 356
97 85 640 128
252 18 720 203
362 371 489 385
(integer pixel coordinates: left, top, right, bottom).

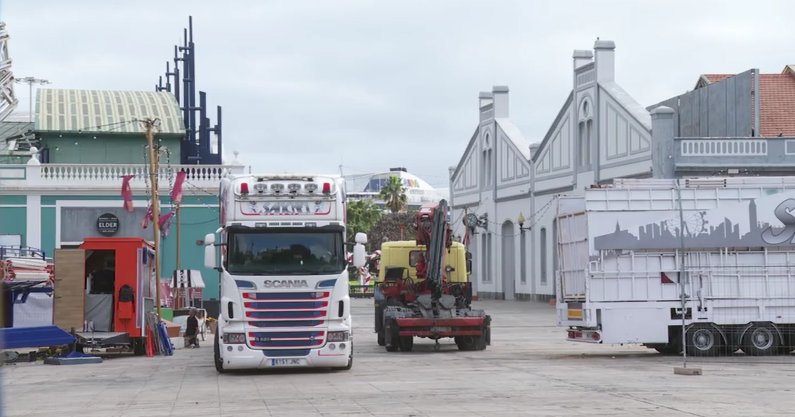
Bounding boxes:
414 199 452 301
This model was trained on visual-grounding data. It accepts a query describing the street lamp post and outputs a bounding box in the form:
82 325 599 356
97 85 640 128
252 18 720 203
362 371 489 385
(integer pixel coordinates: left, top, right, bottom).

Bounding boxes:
14 76 50 122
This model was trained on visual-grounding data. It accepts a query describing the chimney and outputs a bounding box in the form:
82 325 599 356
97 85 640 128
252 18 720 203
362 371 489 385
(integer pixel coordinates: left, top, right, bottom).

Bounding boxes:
479 92 493 109
573 50 593 70
492 85 509 118
594 39 616 82
650 106 675 179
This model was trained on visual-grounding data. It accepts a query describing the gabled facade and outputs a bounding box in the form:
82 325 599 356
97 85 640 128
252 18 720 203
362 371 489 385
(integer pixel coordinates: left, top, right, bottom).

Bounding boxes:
450 40 654 300
449 86 533 300
529 40 653 299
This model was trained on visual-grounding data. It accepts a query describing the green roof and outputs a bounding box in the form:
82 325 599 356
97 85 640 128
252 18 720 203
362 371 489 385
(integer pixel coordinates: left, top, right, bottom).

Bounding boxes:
35 89 184 135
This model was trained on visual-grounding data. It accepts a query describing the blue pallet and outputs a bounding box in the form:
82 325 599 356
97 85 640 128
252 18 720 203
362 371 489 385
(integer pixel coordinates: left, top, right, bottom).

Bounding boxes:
0 325 75 350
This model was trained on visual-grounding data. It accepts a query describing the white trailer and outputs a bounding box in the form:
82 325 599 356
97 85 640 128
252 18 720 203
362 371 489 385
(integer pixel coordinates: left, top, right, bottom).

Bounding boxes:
556 177 795 356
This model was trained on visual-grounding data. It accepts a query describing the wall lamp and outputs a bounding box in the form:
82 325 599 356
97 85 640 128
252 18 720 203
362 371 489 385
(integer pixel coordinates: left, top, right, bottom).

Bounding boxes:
517 212 531 233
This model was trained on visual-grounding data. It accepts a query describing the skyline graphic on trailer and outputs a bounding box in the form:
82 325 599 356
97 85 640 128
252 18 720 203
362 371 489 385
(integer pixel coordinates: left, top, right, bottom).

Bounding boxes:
593 196 795 250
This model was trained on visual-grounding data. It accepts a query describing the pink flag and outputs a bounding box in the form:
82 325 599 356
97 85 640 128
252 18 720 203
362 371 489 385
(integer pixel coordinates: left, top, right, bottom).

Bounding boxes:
170 171 187 204
158 211 175 237
141 205 153 229
121 175 135 212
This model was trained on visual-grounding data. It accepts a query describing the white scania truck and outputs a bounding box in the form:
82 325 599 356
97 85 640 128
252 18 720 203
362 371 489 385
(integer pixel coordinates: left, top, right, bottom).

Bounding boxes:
556 177 795 356
204 174 366 371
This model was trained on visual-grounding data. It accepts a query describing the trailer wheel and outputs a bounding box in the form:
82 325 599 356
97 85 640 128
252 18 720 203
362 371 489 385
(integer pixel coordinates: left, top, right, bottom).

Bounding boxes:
686 325 722 357
742 323 780 356
214 332 225 373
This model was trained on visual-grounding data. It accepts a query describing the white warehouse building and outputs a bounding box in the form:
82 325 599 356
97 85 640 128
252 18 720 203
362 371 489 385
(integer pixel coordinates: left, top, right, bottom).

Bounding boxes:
449 39 795 300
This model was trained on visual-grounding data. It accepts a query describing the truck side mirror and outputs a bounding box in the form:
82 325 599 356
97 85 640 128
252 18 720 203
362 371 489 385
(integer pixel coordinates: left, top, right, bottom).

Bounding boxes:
204 233 217 269
466 251 472 274
352 243 366 268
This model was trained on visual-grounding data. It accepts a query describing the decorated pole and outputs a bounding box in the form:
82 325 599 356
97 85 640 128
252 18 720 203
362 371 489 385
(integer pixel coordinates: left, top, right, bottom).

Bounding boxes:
142 118 162 321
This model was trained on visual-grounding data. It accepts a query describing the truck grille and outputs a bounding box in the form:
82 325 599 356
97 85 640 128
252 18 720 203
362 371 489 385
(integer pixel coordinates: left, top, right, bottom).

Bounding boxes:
242 291 330 350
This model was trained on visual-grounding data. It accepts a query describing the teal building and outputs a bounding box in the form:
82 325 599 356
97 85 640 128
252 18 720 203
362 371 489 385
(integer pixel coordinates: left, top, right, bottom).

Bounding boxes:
0 89 243 309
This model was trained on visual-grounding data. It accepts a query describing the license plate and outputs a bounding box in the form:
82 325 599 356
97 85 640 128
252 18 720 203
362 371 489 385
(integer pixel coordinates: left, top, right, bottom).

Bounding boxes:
269 358 304 367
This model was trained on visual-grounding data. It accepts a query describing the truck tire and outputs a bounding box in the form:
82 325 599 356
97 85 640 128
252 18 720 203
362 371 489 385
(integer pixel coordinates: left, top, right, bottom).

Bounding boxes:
344 346 353 370
398 336 413 352
742 323 780 356
455 334 486 351
377 330 385 346
214 332 225 373
685 325 723 357
384 317 399 352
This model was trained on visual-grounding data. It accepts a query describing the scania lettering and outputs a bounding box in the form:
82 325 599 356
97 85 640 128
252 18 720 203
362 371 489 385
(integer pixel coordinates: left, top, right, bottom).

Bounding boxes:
262 280 309 288
204 174 366 372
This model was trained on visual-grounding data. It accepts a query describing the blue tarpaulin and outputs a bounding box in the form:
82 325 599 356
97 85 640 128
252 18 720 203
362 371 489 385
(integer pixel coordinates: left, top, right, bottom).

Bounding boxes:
0 325 75 349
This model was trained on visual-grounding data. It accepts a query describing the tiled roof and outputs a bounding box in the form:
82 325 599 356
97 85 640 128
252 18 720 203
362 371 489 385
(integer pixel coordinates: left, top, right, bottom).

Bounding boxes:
694 69 795 137
700 74 733 84
35 89 184 135
759 73 795 137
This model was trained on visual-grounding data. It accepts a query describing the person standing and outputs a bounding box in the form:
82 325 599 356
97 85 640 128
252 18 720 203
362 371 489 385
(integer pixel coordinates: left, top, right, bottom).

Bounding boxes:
184 308 200 348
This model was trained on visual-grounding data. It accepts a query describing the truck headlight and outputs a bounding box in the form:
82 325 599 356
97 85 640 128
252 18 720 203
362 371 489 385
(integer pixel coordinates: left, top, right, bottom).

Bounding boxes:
223 333 246 344
327 331 349 342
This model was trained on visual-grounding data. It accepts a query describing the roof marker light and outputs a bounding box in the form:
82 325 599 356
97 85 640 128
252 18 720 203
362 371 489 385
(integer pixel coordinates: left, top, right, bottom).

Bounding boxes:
240 182 249 194
322 183 331 194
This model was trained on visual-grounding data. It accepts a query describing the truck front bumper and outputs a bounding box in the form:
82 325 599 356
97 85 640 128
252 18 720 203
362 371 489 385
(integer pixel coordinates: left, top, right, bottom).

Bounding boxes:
219 341 351 370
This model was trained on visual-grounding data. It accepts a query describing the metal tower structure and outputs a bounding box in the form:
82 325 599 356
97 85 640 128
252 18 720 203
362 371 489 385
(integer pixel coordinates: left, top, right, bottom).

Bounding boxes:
156 16 223 165
0 22 18 121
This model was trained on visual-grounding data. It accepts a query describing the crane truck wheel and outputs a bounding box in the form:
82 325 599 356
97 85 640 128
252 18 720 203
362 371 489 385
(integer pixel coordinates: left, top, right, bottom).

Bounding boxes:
384 317 400 352
214 331 225 373
455 335 486 351
741 323 780 356
398 336 413 352
685 324 723 357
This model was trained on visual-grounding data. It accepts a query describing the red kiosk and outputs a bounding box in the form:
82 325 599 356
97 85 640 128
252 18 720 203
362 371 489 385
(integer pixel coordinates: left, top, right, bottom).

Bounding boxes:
75 237 156 354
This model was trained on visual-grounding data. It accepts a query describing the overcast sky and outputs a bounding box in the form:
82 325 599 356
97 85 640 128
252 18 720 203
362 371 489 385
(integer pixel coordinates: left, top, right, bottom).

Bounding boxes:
2 1 793 188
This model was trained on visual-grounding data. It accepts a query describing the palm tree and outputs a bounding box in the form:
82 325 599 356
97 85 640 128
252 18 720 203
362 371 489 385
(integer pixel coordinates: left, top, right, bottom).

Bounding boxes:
379 175 408 213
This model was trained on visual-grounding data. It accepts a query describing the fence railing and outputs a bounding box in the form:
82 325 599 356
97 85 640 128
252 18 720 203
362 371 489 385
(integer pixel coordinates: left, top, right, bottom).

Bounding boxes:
0 163 246 190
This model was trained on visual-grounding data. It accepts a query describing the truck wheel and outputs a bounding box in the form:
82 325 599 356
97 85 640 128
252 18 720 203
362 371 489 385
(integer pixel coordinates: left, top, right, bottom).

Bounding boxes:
214 332 225 373
377 330 385 346
455 335 484 351
742 323 780 356
399 336 413 352
384 317 399 352
685 325 722 357
344 346 353 370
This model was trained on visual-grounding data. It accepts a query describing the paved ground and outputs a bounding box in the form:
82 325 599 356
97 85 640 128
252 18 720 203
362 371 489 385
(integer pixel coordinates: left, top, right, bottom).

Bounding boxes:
3 299 795 417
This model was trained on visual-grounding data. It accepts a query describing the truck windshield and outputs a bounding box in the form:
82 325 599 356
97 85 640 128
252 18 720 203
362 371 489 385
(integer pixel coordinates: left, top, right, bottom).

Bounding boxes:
226 228 346 275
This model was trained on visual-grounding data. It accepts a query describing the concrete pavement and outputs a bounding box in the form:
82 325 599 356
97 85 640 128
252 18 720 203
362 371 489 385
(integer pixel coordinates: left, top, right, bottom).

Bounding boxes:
3 299 795 416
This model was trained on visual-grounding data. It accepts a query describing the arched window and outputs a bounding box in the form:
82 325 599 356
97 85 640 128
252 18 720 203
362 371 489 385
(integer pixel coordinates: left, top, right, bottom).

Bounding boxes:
578 99 592 169
482 132 493 186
